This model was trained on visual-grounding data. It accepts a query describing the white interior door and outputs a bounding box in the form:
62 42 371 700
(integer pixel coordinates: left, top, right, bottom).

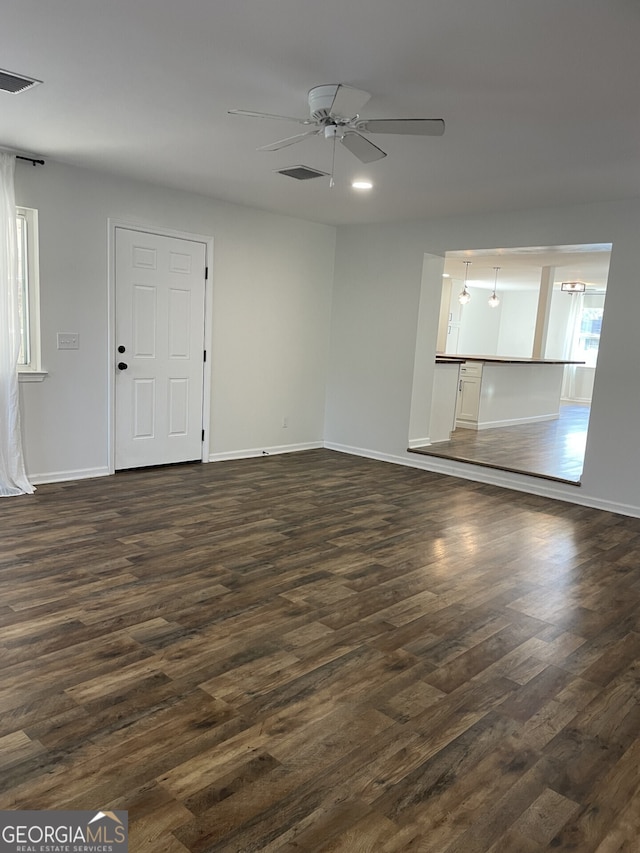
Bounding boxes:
115 227 207 470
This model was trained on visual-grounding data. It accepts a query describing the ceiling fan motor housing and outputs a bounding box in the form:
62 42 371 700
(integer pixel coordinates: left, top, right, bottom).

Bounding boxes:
308 84 341 121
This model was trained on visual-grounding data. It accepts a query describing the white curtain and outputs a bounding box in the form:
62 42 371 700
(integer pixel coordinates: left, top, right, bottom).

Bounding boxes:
560 293 583 401
0 153 34 495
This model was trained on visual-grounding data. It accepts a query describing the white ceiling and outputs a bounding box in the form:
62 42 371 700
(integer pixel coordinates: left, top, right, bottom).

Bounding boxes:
444 244 613 291
1 0 639 226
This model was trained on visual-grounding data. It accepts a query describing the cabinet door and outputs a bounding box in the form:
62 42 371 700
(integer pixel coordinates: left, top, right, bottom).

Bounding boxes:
445 323 460 354
449 287 464 324
456 377 481 422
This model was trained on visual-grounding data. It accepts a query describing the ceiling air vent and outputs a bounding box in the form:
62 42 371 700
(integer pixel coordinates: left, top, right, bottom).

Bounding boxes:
276 165 329 181
0 69 42 94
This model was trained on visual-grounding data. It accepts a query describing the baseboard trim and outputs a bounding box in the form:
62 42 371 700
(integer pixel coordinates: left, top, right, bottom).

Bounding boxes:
27 444 325 482
408 436 431 449
457 413 558 431
209 441 324 462
477 413 557 430
323 441 640 519
29 466 111 485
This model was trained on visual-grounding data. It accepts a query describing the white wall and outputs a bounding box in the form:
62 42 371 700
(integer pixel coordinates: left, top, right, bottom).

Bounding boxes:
325 198 640 517
324 222 430 457
496 289 539 356
447 286 543 358
16 161 335 481
456 287 501 355
409 254 446 445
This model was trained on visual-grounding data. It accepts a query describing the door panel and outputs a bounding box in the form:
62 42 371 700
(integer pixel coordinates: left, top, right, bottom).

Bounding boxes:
168 379 189 435
115 228 206 470
168 288 192 356
133 285 156 356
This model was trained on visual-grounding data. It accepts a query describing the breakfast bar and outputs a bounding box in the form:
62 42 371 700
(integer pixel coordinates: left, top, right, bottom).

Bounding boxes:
436 355 584 431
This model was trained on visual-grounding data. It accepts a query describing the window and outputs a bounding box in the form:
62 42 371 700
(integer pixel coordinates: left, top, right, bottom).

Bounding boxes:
16 206 43 378
573 293 605 369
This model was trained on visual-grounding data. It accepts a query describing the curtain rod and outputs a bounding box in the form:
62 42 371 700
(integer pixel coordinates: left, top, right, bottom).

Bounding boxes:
16 155 45 166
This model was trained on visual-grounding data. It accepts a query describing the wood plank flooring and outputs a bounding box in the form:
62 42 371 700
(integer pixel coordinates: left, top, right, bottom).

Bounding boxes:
1 449 640 851
411 403 590 484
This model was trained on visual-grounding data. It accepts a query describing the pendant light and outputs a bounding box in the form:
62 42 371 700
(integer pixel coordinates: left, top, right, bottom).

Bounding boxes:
488 266 501 308
458 261 472 305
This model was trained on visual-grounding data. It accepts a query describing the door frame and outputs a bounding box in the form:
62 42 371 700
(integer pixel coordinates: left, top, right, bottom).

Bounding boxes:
107 219 214 474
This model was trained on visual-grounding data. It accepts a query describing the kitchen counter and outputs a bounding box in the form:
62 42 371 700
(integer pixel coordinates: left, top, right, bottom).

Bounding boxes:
439 356 580 430
436 354 584 365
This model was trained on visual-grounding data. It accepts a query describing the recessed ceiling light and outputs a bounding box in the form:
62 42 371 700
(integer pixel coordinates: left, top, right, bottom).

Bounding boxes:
352 180 373 190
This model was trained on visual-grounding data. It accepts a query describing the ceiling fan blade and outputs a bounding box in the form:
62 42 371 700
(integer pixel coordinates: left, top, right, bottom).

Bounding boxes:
340 131 386 163
257 129 320 151
330 85 371 119
358 118 445 136
228 109 311 125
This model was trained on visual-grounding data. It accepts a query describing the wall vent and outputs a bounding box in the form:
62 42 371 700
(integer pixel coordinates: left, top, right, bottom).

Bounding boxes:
0 69 42 94
276 165 329 181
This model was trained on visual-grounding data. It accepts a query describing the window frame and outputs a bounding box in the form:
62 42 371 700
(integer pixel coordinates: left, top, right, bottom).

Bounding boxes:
572 293 605 370
16 206 45 381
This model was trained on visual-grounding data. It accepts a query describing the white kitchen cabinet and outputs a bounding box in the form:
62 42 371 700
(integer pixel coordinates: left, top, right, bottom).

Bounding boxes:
455 361 482 427
448 287 464 324
446 322 461 353
445 286 465 354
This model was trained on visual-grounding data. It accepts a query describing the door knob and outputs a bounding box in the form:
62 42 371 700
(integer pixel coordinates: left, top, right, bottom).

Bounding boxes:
117 362 128 370
118 345 126 354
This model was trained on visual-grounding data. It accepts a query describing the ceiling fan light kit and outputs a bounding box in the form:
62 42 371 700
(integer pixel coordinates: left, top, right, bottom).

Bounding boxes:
229 83 445 183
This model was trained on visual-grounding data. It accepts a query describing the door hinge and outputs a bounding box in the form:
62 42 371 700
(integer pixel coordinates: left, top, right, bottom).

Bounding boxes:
202 429 205 442
203 349 207 362
205 266 208 280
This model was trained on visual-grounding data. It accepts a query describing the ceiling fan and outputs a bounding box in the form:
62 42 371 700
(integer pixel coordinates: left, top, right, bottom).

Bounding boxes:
229 84 445 166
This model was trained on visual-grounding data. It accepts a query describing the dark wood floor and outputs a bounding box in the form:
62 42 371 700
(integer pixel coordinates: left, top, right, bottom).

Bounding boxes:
411 404 590 485
2 450 640 852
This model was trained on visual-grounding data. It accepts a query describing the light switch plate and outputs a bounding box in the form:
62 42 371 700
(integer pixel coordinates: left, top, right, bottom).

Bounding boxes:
57 333 79 350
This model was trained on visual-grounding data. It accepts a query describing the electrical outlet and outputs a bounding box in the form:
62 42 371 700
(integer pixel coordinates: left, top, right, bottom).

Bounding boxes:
57 333 79 350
